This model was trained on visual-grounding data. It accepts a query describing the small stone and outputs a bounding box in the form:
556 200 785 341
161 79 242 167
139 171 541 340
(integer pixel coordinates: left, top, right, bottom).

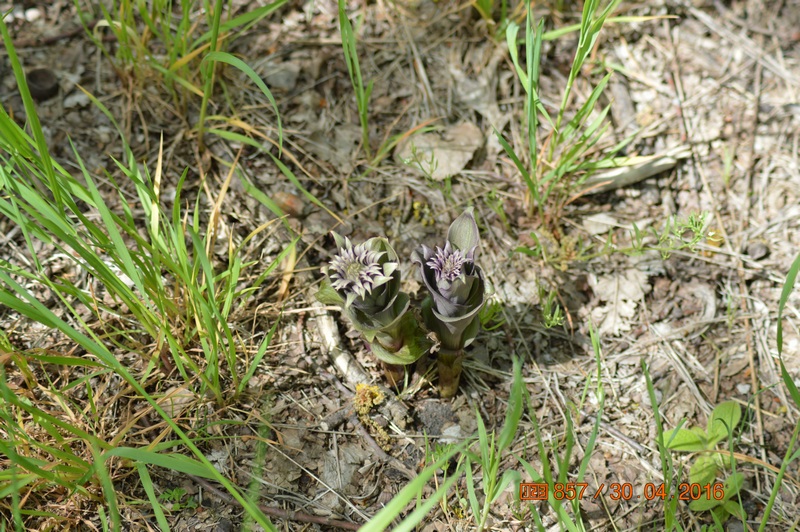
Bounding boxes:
216 518 233 532
642 388 662 407
26 68 59 101
264 62 300 91
273 191 304 217
736 383 751 394
582 212 618 235
24 7 41 22
64 111 82 127
726 520 745 532
744 241 769 261
63 91 90 109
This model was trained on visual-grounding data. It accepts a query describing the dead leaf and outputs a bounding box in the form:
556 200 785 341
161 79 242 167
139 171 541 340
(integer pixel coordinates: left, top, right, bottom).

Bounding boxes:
157 385 197 419
589 269 651 335
306 124 361 173
394 122 483 181
582 213 618 235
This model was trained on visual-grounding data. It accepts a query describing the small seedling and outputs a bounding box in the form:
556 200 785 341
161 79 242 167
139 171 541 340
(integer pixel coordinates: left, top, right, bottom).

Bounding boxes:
399 144 456 204
316 235 432 385
318 209 486 397
499 0 626 227
652 212 708 259
160 487 198 511
538 284 565 328
516 212 710 269
514 229 585 271
462 357 525 532
664 401 745 522
399 143 440 182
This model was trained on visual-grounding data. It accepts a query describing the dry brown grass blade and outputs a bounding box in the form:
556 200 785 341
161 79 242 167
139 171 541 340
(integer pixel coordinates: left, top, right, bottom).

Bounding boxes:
206 145 243 256
276 243 296 303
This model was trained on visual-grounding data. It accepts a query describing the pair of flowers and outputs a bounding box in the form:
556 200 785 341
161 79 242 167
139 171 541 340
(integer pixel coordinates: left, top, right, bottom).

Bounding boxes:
316 209 486 397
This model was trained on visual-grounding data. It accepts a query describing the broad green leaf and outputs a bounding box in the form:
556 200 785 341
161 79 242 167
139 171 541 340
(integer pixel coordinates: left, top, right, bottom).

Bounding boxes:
368 313 433 365
664 427 707 451
689 495 721 512
725 471 745 495
708 401 741 441
689 455 718 486
723 499 746 519
315 281 345 306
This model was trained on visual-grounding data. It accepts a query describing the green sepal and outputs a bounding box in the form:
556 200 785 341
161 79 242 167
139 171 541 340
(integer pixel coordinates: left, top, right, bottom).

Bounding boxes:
315 280 345 306
447 207 480 259
348 292 411 338
422 292 483 352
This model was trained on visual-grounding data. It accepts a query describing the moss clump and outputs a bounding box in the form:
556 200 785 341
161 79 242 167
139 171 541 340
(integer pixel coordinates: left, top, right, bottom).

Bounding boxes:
354 383 385 416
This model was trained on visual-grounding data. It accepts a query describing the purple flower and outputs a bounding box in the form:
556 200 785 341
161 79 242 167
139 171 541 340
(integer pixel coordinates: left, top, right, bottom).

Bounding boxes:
329 237 395 305
413 208 486 352
426 242 466 283
317 233 432 368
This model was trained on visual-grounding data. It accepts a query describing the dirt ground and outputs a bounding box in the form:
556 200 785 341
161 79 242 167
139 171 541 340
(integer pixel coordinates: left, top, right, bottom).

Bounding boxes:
2 0 800 529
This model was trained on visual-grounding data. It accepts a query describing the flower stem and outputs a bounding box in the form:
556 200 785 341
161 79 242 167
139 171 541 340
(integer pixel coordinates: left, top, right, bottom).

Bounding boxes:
437 349 463 398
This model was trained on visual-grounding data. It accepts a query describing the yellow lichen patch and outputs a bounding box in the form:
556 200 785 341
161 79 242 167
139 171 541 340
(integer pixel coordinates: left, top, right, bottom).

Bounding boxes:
412 201 435 227
363 417 392 451
353 384 392 451
353 383 385 416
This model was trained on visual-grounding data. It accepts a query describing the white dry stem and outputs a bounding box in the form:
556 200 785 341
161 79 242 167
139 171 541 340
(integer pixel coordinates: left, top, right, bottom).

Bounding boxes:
311 299 410 426
580 145 691 195
313 300 372 385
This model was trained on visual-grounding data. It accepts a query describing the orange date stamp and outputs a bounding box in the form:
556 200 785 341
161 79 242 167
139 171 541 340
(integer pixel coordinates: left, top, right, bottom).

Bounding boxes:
519 482 725 502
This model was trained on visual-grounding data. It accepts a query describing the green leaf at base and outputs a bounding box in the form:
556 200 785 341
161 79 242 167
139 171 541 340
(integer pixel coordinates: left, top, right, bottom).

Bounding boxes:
369 312 433 365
